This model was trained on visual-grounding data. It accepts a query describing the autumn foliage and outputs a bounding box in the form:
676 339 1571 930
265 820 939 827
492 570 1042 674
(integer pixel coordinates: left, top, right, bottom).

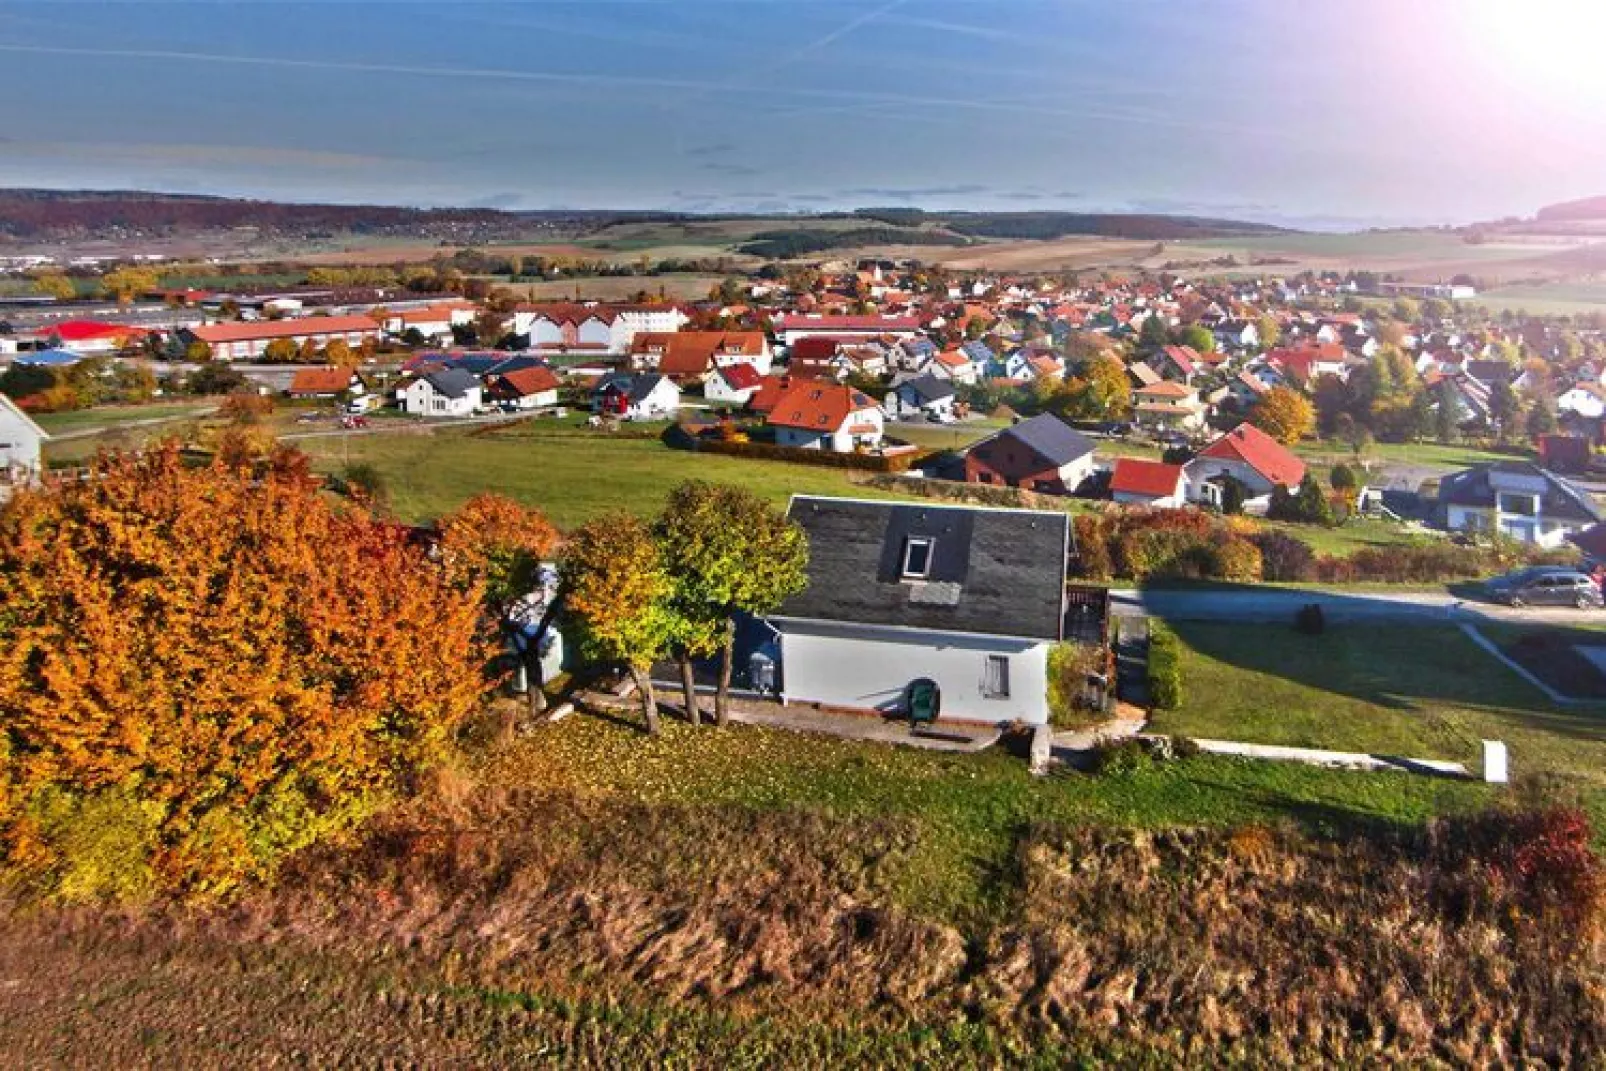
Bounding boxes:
0 443 490 897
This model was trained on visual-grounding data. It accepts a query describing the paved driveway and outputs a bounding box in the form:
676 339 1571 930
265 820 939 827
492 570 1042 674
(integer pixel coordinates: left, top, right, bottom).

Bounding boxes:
1111 587 1605 626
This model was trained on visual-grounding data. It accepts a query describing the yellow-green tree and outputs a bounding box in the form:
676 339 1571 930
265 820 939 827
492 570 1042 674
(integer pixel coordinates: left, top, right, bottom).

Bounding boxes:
560 514 676 734
30 272 76 301
99 267 159 305
1250 386 1316 445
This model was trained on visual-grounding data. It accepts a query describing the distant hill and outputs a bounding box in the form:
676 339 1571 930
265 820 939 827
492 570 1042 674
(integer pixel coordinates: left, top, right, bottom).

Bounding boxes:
0 188 1291 252
1536 196 1606 223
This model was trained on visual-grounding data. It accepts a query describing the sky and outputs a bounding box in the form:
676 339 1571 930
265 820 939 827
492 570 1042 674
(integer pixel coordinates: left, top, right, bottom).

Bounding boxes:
0 0 1603 229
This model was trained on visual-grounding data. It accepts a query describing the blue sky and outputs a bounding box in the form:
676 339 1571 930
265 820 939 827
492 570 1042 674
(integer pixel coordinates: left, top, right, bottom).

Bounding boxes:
0 0 1601 228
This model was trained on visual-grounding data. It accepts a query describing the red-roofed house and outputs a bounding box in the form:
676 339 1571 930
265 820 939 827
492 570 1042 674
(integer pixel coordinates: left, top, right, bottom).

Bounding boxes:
631 331 771 382
1156 345 1203 383
1183 422 1306 510
705 361 764 404
767 382 884 452
487 366 562 410
511 302 687 354
1132 380 1207 431
182 316 380 361
288 366 366 399
30 319 152 356
1266 344 1349 386
1109 458 1186 508
381 301 477 342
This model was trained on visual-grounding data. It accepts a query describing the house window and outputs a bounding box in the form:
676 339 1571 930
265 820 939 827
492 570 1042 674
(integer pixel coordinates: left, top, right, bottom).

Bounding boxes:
902 537 934 579
983 655 1011 699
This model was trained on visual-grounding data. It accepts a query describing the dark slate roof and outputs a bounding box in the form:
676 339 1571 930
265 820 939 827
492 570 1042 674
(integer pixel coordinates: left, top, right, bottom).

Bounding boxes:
775 497 1070 641
960 340 995 364
899 373 956 404
989 413 1095 467
1464 359 1514 388
1438 460 1603 523
423 368 480 399
596 372 672 404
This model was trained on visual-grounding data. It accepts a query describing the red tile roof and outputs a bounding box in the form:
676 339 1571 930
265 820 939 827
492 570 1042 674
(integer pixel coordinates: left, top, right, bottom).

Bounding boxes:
716 362 762 390
191 315 378 344
1160 345 1201 375
768 382 879 432
1110 458 1185 498
1135 380 1193 399
289 366 356 394
34 320 148 342
1198 423 1305 487
495 366 561 398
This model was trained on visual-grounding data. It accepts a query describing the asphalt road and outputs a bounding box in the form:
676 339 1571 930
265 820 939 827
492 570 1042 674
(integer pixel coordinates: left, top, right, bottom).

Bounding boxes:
1111 587 1605 626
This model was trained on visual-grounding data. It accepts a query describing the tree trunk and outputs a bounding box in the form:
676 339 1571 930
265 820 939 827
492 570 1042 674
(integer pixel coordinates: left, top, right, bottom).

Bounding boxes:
679 652 701 726
716 617 736 728
525 647 549 717
630 666 660 735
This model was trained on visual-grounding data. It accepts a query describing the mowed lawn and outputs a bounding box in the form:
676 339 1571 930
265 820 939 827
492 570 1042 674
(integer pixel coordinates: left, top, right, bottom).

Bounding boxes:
295 424 902 527
35 401 216 437
1147 623 1606 794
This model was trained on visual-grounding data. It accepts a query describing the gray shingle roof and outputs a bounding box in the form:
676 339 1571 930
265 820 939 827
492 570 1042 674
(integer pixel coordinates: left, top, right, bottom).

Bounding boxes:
424 368 480 399
775 497 1070 640
900 373 956 404
1438 460 1603 523
988 414 1095 467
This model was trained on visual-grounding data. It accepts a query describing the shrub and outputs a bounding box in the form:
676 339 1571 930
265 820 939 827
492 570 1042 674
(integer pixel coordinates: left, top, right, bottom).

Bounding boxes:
1047 641 1107 728
1251 530 1317 581
1090 737 1153 775
1432 807 1605 938
1295 602 1326 635
1147 623 1183 710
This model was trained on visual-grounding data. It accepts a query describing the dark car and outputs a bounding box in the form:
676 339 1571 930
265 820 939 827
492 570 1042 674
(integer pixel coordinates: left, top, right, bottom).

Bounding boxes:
1484 567 1603 609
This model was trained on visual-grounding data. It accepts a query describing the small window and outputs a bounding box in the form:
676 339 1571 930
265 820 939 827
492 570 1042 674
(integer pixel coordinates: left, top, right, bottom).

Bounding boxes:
984 655 1011 698
902 537 933 578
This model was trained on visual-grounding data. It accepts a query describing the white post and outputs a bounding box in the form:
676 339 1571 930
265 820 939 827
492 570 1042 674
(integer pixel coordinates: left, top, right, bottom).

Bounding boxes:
1482 740 1509 784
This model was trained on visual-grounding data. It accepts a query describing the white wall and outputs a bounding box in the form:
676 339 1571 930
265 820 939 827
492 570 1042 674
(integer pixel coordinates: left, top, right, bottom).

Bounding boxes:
776 620 1051 725
0 404 45 476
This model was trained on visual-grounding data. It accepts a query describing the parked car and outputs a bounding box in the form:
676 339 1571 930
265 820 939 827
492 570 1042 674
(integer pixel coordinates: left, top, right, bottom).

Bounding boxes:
1484 567 1603 608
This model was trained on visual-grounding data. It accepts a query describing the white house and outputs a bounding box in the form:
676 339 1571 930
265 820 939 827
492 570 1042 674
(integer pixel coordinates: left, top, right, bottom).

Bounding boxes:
383 302 476 343
511 303 687 355
772 314 921 347
883 373 956 421
769 497 1073 726
486 366 562 410
593 373 681 420
1109 458 1186 508
398 368 482 417
0 392 48 488
704 362 763 405
1437 460 1602 547
767 382 884 451
1558 383 1606 421
1182 423 1306 510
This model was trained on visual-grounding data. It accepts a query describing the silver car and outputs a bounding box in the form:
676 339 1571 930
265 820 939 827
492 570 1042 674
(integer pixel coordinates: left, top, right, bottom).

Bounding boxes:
1485 567 1604 609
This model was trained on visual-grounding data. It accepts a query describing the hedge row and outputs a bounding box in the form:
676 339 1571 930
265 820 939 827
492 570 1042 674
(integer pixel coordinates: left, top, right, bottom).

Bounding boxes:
1147 623 1183 711
858 473 1052 510
1075 508 1574 585
689 437 934 473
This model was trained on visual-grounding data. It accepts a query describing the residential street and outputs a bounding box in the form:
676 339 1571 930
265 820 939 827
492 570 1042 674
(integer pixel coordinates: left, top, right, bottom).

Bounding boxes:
1110 586 1606 626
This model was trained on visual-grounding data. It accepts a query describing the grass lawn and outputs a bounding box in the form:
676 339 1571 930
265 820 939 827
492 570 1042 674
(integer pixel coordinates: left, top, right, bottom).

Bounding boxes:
1298 439 1526 471
294 423 905 526
1260 515 1437 556
34 401 215 437
1147 623 1606 800
487 714 1498 922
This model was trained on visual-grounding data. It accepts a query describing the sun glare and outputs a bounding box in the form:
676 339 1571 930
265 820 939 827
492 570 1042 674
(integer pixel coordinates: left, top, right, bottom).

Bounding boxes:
1468 0 1606 101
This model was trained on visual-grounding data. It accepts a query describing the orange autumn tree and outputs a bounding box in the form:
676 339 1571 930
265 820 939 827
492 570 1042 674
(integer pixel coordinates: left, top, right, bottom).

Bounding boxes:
0 443 489 899
437 494 560 716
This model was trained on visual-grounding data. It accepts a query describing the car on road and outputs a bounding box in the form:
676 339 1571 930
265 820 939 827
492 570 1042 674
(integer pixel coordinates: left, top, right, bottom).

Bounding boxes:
1484 567 1603 609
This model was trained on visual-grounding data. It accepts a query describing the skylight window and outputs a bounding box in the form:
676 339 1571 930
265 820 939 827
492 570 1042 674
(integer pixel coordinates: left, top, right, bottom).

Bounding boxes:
902 537 934 579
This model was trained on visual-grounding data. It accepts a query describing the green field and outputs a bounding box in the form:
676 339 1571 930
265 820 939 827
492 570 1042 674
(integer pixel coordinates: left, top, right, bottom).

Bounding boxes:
1148 623 1606 802
1475 282 1606 317
294 423 902 527
34 401 215 438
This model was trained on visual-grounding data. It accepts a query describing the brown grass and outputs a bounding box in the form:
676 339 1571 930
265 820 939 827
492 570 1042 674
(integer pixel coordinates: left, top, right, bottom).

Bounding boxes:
0 780 1598 1065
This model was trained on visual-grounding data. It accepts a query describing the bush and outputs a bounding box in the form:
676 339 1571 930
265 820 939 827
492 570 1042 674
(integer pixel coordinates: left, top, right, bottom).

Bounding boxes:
1295 602 1326 635
1047 641 1108 729
1251 530 1317 581
1090 737 1153 775
1147 623 1183 710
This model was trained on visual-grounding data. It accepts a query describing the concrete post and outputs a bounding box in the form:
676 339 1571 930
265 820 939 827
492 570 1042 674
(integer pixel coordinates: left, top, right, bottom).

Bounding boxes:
1030 723 1052 777
1482 740 1508 784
